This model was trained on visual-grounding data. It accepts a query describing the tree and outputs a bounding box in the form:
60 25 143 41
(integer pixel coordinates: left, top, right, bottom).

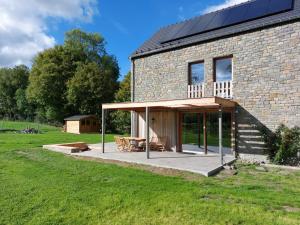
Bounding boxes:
0 65 31 119
27 46 84 122
65 29 106 63
27 29 119 123
65 31 119 117
67 61 118 115
111 72 131 134
15 89 35 120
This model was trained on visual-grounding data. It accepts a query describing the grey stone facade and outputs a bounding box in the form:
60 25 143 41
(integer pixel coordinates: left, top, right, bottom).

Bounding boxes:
132 21 300 156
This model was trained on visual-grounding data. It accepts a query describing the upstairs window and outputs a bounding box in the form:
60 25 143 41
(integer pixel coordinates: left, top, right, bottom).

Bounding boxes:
214 57 232 81
189 61 204 85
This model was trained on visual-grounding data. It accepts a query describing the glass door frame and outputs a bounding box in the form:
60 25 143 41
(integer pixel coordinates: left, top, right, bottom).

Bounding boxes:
177 109 235 155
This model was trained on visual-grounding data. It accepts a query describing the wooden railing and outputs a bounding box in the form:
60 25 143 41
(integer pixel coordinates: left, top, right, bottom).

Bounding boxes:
214 80 233 99
187 83 205 99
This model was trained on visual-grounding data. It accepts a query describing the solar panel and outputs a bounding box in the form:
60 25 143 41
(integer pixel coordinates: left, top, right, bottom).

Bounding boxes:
221 3 249 27
243 0 269 21
222 4 249 26
268 0 294 15
161 23 186 44
187 12 217 38
160 0 294 44
204 9 232 31
173 19 201 42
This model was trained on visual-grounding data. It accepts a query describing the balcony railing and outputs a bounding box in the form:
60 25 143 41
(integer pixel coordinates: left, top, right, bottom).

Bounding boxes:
214 80 233 99
187 83 205 99
187 81 233 99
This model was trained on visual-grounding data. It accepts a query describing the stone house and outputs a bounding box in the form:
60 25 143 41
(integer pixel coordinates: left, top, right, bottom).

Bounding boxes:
103 0 300 162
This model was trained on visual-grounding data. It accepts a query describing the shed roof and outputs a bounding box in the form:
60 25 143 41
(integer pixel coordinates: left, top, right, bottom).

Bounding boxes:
64 115 96 121
131 0 300 59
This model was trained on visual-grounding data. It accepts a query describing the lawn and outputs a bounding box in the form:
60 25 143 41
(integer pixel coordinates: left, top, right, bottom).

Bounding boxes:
0 121 300 225
182 130 231 148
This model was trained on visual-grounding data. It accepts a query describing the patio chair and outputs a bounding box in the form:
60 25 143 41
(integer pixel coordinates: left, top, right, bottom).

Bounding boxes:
114 136 126 152
150 136 167 152
137 141 146 152
123 138 138 152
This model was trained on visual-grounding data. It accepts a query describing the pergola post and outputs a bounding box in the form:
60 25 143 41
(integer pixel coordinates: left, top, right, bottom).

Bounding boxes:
131 111 135 137
101 108 105 154
203 112 207 155
146 106 150 159
219 106 223 165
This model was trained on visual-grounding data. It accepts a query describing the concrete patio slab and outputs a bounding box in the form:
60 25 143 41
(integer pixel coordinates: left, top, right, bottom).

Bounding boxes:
43 142 236 177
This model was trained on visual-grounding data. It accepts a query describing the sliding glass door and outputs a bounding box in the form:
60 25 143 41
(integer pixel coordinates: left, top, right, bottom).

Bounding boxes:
182 113 203 152
181 112 232 154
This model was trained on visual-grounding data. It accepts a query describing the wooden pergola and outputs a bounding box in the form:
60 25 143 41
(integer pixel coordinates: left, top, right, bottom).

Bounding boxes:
101 97 236 165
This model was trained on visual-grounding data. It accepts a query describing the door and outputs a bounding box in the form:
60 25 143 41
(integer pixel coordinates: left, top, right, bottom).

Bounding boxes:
181 112 232 154
181 113 204 153
206 112 232 154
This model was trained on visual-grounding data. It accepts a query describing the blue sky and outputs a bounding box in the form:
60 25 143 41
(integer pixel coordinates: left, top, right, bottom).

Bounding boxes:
50 0 238 79
0 0 246 80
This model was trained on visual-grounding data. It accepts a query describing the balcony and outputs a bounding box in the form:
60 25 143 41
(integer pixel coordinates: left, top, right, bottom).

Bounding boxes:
187 83 205 99
187 80 233 99
214 80 233 99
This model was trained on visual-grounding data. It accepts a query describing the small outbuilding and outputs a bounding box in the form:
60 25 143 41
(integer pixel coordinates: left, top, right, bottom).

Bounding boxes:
64 115 100 134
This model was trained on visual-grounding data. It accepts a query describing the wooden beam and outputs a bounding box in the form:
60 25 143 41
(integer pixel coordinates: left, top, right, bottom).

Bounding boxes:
203 112 207 155
131 111 138 137
102 97 236 110
215 97 236 108
146 106 150 159
177 112 183 152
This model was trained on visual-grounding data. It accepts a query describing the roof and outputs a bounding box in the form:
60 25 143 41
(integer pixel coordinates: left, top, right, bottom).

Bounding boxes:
102 97 236 111
131 0 300 59
64 115 96 121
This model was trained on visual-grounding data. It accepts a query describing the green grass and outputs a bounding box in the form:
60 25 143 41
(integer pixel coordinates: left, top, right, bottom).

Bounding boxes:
183 131 231 148
0 120 59 131
0 121 300 225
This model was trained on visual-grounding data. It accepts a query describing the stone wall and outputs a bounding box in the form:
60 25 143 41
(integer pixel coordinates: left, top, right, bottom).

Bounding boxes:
133 21 300 155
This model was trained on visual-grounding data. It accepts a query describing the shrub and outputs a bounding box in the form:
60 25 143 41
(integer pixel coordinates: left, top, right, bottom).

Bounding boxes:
261 124 300 166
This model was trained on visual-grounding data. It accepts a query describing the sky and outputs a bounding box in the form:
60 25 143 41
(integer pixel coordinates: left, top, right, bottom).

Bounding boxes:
0 0 248 80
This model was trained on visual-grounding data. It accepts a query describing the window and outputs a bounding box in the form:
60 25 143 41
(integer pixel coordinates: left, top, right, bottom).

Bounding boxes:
189 61 204 85
214 57 232 81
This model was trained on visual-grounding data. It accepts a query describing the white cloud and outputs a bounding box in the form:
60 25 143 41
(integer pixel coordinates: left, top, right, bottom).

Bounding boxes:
203 0 249 14
112 21 129 35
177 6 186 21
0 0 97 68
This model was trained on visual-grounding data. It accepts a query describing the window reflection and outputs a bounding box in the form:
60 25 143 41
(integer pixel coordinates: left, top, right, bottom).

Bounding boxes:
215 58 232 81
190 62 204 84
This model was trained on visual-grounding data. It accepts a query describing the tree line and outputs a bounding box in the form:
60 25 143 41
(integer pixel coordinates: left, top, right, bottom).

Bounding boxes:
0 29 131 133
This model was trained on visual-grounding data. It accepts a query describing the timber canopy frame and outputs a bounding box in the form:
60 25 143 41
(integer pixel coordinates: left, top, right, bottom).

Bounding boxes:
101 97 236 165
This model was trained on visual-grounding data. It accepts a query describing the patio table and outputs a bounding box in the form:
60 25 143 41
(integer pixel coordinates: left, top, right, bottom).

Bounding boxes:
123 137 146 142
123 137 146 151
